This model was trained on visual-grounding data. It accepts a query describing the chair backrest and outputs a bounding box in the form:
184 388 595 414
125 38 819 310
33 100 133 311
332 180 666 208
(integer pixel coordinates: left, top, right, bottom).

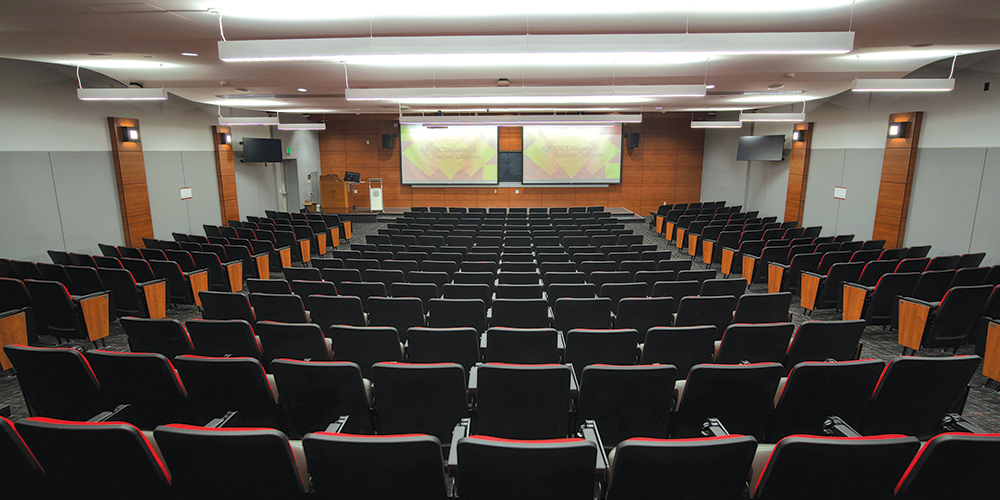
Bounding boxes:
370 362 468 443
923 284 993 347
554 297 613 332
249 293 309 323
767 359 885 441
910 269 956 302
327 325 403 380
893 433 1000 500
564 329 639 380
674 295 738 338
185 319 262 360
577 364 676 446
605 435 757 500
860 355 981 439
784 319 866 370
483 327 560 364
171 355 281 428
427 298 487 333
199 291 255 323
269 359 372 437
97 267 147 316
614 297 674 338
255 321 331 369
714 323 795 364
0 416 45 496
120 316 196 359
17 417 171 496
925 254 962 271
855 259 900 286
813 261 866 310
457 435 596 500
303 431 448 500
491 298 550 329
84 350 192 428
153 424 306 496
406 327 480 372
3 345 104 420
732 292 792 324
699 278 747 298
599 282 648 314
752 435 920 500
673 362 783 439
389 282 440 310
474 363 573 439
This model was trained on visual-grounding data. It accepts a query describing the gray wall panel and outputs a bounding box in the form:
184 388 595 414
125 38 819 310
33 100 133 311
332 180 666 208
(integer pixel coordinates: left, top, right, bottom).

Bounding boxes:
801 149 846 237
143 151 190 238
970 148 1000 265
180 151 223 231
904 148 987 257
834 149 884 241
49 151 123 254
701 127 750 206
0 152 66 262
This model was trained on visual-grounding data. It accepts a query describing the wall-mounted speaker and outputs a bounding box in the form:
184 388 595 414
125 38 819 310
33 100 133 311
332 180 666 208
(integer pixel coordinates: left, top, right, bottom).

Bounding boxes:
626 133 639 148
382 134 394 149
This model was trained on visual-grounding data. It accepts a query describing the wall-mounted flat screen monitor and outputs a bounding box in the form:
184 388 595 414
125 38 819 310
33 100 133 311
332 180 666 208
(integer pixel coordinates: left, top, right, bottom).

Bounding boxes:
399 125 499 184
521 125 622 184
344 171 361 183
736 135 786 161
242 138 283 163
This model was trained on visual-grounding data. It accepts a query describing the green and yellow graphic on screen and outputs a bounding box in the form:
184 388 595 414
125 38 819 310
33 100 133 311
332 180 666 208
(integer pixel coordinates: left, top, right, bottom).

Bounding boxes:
400 125 498 184
522 125 622 184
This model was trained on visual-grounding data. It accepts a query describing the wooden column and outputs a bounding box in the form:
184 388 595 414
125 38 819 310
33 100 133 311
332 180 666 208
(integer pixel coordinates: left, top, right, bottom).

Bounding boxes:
872 112 923 248
108 117 153 247
212 126 240 225
784 122 813 226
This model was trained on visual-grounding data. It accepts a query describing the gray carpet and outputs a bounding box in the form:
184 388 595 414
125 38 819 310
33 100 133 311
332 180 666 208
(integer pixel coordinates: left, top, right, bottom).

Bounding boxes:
3 217 998 433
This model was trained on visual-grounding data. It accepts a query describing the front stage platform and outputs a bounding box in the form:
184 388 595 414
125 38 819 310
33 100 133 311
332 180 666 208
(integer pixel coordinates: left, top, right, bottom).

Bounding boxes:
336 207 646 224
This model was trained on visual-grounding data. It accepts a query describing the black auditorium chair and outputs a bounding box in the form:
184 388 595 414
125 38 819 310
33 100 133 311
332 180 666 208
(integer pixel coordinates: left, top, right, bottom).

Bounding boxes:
98 267 167 319
370 362 469 443
120 317 195 359
673 295 737 338
250 293 309 323
303 431 449 500
185 319 264 360
732 292 792 324
604 435 757 500
255 322 332 369
269 359 372 437
613 296 674 337
199 291 256 323
490 298 550 329
577 364 676 446
153 424 308 497
192 251 243 292
289 279 337 299
897 284 992 352
483 327 560 364
564 328 638 380
0 416 46 497
327 325 403 380
764 359 885 442
893 433 1000 500
473 363 574 439
672 362 783 439
750 434 920 500
0 277 39 344
427 298 487 333
713 323 795 364
406 327 480 372
783 320 867 371
171 355 282 428
84 350 195 428
23 279 108 343
3 345 105 420
553 297 613 332
366 297 426 342
16 417 172 498
640 326 717 376
148 259 205 306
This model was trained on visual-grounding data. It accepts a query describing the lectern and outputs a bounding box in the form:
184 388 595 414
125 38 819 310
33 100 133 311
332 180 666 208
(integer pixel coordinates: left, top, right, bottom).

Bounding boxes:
320 175 355 214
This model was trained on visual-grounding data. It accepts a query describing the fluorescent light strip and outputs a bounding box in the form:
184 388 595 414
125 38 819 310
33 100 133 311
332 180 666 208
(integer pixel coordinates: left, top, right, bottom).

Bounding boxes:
739 112 806 122
77 88 168 101
277 123 327 130
218 117 280 126
690 121 744 129
347 85 706 103
851 78 956 92
219 32 855 62
400 115 642 126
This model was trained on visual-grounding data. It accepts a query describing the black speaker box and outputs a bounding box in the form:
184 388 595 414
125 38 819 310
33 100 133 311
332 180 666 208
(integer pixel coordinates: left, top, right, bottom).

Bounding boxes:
626 133 639 148
382 134 394 149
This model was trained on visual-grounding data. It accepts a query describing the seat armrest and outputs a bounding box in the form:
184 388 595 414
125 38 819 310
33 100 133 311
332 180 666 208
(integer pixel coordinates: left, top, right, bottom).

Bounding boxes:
942 413 989 434
744 254 760 262
222 260 242 267
843 281 873 292
479 334 488 351
275 245 291 251
701 417 730 437
578 419 609 480
770 262 790 270
206 410 241 428
251 252 268 258
822 415 861 437
88 404 136 424
72 291 109 303
447 418 472 473
137 278 168 287
801 271 824 280
323 414 351 433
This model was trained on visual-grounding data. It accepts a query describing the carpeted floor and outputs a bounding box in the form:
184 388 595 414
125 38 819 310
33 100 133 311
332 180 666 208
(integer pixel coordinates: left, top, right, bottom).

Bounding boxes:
3 216 998 433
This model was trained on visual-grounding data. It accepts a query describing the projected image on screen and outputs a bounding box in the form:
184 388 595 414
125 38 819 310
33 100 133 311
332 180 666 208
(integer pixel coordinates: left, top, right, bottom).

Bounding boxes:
522 125 622 184
400 125 499 184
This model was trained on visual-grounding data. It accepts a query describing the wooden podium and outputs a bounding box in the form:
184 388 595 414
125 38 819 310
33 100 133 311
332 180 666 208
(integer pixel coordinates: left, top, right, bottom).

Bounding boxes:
320 175 355 214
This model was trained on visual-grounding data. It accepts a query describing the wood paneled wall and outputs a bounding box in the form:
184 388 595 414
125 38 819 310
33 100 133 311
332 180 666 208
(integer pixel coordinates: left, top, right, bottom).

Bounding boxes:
872 112 923 248
784 122 814 225
212 125 240 224
108 117 153 247
316 113 704 213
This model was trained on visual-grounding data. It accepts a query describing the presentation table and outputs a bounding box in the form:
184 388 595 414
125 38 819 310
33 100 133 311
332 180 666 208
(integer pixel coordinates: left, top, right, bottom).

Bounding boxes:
320 176 356 214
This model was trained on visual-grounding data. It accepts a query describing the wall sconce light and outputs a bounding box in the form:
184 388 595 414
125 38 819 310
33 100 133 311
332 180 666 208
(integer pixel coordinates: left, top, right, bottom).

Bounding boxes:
792 129 805 142
887 122 909 139
219 132 232 145
121 126 140 142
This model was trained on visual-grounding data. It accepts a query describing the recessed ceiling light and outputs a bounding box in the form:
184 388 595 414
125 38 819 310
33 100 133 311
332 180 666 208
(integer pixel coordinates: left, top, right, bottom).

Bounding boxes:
655 107 663 110
910 43 935 48
234 88 251 93
768 83 785 90
87 52 112 57
181 52 199 57
705 84 716 89
297 88 308 92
